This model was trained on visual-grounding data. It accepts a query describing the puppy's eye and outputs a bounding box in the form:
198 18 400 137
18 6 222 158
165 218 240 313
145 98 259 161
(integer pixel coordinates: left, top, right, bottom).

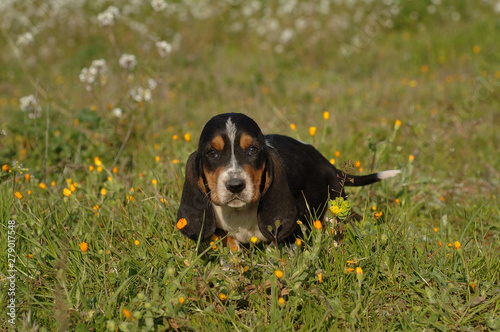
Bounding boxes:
206 149 218 158
247 146 259 156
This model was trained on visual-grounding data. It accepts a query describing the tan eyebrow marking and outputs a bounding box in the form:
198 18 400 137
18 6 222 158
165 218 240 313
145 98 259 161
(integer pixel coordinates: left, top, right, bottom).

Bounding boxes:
211 135 225 151
239 133 253 150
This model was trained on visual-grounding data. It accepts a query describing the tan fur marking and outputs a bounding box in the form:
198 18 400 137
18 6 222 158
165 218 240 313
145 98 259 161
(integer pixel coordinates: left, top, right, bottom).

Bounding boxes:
211 135 225 151
203 165 225 204
198 176 207 194
239 133 254 150
243 163 266 203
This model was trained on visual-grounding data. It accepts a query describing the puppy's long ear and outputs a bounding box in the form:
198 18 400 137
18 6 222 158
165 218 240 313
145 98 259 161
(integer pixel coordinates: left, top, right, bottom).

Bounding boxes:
177 152 216 242
257 148 298 243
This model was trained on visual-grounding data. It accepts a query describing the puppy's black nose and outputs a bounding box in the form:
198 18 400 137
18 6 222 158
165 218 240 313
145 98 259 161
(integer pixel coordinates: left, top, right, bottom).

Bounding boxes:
226 178 246 193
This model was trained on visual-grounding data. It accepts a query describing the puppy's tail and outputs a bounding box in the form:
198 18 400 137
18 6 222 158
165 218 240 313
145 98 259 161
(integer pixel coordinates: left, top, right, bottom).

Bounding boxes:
341 170 401 187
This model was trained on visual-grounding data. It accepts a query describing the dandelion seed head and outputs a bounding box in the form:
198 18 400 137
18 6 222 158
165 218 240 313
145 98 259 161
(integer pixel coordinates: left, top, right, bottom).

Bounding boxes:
112 108 123 118
119 54 137 71
16 32 34 46
97 6 119 27
156 41 173 57
151 0 167 12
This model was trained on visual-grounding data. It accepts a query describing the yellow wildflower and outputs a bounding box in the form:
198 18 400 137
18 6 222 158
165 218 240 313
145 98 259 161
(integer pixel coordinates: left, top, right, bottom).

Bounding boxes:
79 242 88 252
309 127 317 137
454 241 461 250
313 220 322 230
219 293 227 301
39 183 47 189
122 308 132 318
63 188 72 197
274 270 284 279
15 192 23 200
176 218 187 230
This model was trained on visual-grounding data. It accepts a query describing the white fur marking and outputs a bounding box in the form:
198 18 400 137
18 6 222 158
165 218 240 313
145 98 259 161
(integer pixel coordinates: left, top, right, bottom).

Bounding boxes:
377 170 401 180
215 117 255 206
226 118 237 171
212 203 267 244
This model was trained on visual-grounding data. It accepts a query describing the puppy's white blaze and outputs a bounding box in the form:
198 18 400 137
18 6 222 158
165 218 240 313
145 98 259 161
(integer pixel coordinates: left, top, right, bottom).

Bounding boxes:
377 170 401 180
216 117 254 205
225 117 238 171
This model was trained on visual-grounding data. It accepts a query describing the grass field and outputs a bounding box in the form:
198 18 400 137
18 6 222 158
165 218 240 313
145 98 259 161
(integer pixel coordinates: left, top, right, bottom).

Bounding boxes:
1 0 500 330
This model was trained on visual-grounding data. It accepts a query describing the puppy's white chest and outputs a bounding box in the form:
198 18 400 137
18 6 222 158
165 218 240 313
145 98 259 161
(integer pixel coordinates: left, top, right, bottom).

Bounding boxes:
212 203 267 244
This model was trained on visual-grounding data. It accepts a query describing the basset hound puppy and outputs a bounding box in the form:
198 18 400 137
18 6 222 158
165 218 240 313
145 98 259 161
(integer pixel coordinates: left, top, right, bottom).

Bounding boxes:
177 113 400 248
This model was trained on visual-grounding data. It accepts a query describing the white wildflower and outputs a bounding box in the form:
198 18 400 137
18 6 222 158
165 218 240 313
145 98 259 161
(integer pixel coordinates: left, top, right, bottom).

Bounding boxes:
129 87 152 102
156 41 172 57
79 68 95 85
20 95 42 119
20 95 38 112
119 54 137 71
97 6 120 27
147 78 158 90
16 32 34 46
151 0 167 12
79 59 107 91
280 28 295 45
91 59 107 74
112 108 123 118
